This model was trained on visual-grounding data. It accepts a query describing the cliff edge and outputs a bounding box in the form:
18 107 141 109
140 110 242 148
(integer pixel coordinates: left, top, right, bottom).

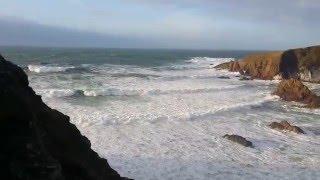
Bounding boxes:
0 54 128 179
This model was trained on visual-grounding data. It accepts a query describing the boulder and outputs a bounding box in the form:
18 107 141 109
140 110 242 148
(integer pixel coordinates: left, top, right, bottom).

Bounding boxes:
273 79 320 108
269 121 305 134
0 55 129 179
223 134 253 148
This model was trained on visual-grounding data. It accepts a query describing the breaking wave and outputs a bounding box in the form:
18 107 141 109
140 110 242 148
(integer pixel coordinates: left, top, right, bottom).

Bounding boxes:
27 64 92 73
39 84 245 98
28 64 76 73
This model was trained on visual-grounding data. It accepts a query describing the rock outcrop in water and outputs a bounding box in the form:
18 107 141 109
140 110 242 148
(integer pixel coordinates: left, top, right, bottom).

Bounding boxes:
273 79 320 108
215 45 320 81
223 134 253 148
0 54 128 179
215 52 283 80
269 121 305 134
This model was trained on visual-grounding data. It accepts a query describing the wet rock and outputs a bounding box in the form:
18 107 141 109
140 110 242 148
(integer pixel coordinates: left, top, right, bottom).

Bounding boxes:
0 55 129 180
273 79 320 108
217 76 230 79
269 121 305 134
239 75 252 81
214 62 231 70
223 134 253 147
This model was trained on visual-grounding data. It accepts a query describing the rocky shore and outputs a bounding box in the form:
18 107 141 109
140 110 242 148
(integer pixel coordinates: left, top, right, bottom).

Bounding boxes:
215 45 320 81
215 45 320 108
0 54 129 179
1 44 318 178
216 46 319 147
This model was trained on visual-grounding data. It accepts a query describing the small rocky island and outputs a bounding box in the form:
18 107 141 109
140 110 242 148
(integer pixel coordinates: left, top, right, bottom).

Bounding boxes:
0 54 129 179
215 45 320 81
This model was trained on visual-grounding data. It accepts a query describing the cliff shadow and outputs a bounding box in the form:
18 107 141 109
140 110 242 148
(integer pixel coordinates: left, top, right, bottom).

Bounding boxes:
280 50 299 79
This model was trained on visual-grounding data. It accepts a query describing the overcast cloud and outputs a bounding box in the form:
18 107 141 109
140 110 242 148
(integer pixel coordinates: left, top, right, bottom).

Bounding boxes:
0 0 319 50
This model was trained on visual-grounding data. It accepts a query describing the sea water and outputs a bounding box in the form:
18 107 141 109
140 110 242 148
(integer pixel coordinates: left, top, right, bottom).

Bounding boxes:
2 47 320 180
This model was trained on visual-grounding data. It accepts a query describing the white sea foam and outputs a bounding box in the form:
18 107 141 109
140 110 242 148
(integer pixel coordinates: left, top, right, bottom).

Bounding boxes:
38 89 79 98
186 57 234 66
38 84 244 98
28 57 320 180
28 64 75 73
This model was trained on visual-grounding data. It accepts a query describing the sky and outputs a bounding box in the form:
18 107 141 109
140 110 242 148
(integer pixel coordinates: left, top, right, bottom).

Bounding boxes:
0 0 319 50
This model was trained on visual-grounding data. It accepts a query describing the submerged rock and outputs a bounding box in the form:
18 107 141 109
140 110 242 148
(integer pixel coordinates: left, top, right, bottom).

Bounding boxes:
239 76 252 81
269 121 305 134
223 134 253 148
273 79 320 108
217 76 230 79
0 55 129 179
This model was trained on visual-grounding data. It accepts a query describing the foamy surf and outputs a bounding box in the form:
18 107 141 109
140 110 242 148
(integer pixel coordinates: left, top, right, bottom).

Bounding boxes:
25 54 320 180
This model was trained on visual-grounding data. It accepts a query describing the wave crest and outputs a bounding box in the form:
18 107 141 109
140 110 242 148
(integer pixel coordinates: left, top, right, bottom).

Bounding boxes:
39 84 243 98
186 57 234 66
28 64 76 73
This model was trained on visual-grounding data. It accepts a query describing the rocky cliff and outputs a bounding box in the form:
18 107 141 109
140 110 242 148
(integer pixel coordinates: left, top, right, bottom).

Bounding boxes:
0 54 128 179
215 45 320 81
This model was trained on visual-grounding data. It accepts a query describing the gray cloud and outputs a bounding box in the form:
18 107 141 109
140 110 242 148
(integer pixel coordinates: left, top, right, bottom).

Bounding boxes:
0 17 158 48
0 0 319 50
125 0 320 26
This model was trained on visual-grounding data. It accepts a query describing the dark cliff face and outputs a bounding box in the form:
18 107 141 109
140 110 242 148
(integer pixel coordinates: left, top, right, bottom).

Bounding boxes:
284 46 320 81
0 55 127 179
280 50 299 79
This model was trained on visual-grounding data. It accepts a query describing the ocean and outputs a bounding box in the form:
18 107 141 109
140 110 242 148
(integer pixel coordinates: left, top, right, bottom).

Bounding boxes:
1 47 320 180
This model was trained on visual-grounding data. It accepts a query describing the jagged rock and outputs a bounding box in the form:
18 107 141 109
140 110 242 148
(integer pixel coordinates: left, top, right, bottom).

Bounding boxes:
0 55 129 179
273 79 320 108
215 45 320 81
214 62 231 70
229 61 241 72
223 134 253 148
269 121 305 134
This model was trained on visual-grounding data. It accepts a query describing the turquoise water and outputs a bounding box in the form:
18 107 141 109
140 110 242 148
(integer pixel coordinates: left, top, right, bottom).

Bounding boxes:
1 46 319 180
